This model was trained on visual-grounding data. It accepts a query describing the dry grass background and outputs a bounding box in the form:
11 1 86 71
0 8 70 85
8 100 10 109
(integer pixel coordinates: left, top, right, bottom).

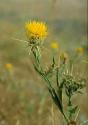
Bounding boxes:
0 0 88 125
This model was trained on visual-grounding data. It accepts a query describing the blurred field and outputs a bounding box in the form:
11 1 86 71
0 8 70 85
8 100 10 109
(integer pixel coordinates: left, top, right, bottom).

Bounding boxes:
0 0 88 125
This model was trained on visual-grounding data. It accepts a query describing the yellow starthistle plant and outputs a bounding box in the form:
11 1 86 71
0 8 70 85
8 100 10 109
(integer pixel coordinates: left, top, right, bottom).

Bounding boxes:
76 47 84 54
25 21 48 44
51 42 59 49
23 20 86 125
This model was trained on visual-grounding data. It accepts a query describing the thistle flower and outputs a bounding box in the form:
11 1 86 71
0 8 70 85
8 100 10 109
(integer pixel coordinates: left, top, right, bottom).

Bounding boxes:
5 63 13 70
76 47 84 54
51 42 59 49
25 21 48 42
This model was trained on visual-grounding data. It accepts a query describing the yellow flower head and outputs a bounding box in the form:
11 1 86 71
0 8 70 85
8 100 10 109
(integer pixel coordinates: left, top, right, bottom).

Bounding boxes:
25 21 48 41
76 47 84 54
5 63 13 70
51 42 59 49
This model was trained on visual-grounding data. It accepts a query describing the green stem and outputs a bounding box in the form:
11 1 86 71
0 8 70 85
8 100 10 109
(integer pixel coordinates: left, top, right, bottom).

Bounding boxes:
62 112 69 124
68 96 72 121
68 95 72 106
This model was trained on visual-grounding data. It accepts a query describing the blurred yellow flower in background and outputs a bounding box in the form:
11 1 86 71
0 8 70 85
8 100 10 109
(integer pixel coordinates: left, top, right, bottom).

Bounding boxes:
5 63 13 70
51 42 59 49
76 47 84 54
25 21 48 40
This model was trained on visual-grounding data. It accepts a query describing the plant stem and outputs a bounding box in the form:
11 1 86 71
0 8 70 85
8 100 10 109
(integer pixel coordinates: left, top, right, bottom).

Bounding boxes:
62 112 69 124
